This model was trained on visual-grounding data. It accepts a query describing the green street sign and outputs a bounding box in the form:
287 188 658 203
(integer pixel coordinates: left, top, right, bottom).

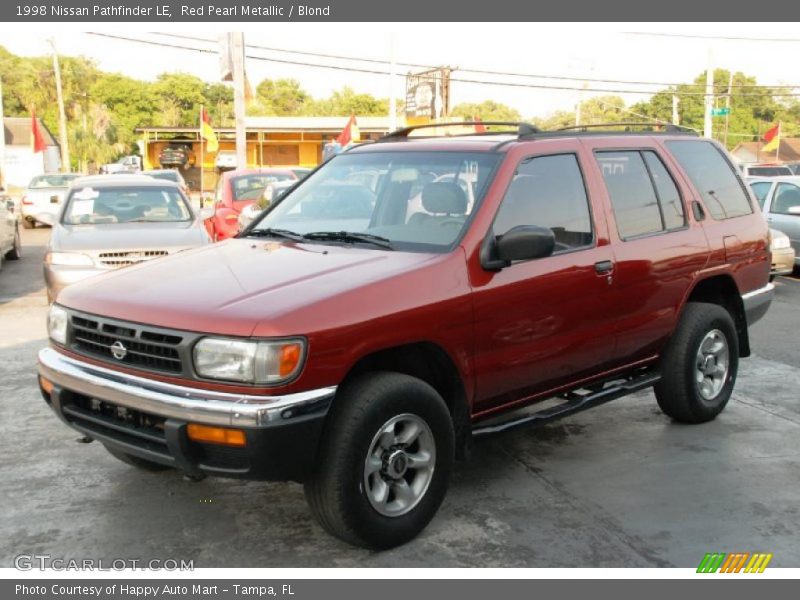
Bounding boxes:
711 107 731 117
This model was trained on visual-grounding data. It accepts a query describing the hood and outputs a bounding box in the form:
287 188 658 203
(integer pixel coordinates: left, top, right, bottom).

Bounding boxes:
53 221 207 253
58 238 440 337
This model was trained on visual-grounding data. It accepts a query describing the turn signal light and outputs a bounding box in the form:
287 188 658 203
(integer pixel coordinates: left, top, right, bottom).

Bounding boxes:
279 343 303 377
39 376 54 395
187 423 246 447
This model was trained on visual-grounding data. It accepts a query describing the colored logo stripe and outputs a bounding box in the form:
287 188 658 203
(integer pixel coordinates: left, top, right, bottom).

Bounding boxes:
697 552 773 573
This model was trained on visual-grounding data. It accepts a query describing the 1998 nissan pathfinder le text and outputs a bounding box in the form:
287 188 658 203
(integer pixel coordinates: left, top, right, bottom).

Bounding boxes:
38 122 774 549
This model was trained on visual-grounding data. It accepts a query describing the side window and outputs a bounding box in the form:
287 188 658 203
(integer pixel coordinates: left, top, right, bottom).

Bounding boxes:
771 183 800 215
666 140 754 220
596 151 664 239
643 151 685 230
748 182 772 210
492 154 593 252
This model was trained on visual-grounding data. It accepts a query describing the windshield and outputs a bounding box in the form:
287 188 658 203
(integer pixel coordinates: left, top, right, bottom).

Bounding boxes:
248 151 500 252
62 186 192 225
232 173 295 202
29 174 79 189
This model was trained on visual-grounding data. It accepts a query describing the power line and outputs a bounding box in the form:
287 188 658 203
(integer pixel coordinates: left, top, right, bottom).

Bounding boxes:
152 32 799 90
625 31 800 42
86 33 800 98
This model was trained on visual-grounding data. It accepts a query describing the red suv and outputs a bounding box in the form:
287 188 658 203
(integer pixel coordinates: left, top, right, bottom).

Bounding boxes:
205 168 299 241
39 123 773 549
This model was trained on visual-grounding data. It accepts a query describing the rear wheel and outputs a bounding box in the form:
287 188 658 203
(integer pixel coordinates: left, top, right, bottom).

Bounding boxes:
654 302 739 423
103 445 172 472
304 372 454 549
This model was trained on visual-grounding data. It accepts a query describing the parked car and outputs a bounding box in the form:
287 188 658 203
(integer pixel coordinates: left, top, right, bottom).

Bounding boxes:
205 168 299 241
214 150 237 171
40 175 212 303
143 169 189 195
739 163 792 177
20 173 82 229
38 122 772 550
0 190 21 270
100 155 141 175
159 145 195 170
746 176 800 271
769 228 795 279
236 179 298 232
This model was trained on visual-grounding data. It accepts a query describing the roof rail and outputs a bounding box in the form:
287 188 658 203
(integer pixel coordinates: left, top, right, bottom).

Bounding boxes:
552 122 697 135
378 121 542 142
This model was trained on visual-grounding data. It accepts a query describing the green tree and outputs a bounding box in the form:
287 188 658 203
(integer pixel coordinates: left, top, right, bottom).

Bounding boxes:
451 100 521 122
253 78 310 115
306 86 389 116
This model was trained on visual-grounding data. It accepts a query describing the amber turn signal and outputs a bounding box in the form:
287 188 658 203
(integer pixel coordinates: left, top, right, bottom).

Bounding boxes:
279 343 303 378
39 376 54 395
187 423 247 447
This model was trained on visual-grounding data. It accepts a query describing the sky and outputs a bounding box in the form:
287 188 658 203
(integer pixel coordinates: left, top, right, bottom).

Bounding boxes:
3 22 800 121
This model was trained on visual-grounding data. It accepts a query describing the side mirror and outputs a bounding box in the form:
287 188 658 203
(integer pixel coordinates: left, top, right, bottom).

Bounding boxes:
198 207 215 221
36 213 56 226
788 206 800 215
481 225 555 271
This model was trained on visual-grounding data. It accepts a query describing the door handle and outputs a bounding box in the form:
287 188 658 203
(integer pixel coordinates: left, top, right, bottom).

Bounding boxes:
595 260 614 274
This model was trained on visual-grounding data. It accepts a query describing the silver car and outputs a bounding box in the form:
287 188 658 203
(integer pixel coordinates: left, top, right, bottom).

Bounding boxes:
747 175 800 268
21 173 82 229
41 175 212 302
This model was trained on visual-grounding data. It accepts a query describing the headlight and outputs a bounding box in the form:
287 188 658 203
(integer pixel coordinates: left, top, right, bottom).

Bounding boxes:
771 233 791 250
47 305 69 344
193 337 305 384
45 252 94 266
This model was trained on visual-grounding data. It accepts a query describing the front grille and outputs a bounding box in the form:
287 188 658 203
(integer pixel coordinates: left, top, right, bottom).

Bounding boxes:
97 249 168 268
70 313 184 374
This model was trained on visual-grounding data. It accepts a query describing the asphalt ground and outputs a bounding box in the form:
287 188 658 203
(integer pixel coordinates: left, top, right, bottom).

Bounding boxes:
1 227 798 568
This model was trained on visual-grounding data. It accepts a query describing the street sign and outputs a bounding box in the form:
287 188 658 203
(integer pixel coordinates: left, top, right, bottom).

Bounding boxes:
711 108 731 117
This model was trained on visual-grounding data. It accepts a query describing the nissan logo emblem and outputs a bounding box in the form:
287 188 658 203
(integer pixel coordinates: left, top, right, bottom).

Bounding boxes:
110 341 128 360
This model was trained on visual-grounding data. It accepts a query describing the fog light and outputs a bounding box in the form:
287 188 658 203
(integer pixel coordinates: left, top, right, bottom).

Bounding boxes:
187 423 246 447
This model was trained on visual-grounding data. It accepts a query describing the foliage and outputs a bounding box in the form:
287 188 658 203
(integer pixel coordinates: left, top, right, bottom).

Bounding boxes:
451 100 521 122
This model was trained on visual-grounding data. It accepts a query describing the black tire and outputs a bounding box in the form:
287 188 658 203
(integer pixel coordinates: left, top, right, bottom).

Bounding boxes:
21 218 34 230
304 372 454 549
103 445 172 472
5 226 21 260
654 302 739 424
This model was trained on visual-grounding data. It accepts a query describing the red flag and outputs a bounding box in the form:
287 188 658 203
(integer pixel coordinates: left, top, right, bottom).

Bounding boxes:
31 110 47 153
763 122 780 143
474 116 486 133
336 115 360 146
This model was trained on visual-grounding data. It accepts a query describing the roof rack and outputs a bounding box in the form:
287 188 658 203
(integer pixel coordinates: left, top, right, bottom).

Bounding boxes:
552 122 697 135
378 121 542 142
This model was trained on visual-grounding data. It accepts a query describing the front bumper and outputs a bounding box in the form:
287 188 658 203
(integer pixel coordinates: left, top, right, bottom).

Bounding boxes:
38 347 335 481
741 283 774 328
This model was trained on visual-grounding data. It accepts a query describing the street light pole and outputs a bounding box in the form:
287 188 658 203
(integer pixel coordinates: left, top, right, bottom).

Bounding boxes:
703 48 714 139
48 38 71 172
231 33 247 170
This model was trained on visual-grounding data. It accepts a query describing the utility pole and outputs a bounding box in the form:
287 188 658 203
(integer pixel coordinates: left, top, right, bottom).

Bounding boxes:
672 95 680 126
703 48 714 139
723 71 733 148
0 77 6 189
231 33 247 170
575 81 588 126
48 38 71 172
389 34 397 132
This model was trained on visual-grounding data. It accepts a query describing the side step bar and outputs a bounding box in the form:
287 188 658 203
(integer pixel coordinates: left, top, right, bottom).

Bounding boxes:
472 371 661 437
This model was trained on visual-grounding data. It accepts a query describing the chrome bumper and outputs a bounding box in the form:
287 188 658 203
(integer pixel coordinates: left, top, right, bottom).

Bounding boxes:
741 283 774 327
37 347 336 428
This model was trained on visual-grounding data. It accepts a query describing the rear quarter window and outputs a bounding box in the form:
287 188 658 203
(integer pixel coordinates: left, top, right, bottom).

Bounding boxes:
666 140 754 220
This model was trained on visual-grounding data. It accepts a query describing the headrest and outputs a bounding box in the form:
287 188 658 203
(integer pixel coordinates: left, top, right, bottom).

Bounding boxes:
421 182 468 215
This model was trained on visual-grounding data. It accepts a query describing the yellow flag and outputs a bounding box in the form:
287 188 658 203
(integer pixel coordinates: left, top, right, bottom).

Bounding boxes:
200 107 219 153
762 136 779 153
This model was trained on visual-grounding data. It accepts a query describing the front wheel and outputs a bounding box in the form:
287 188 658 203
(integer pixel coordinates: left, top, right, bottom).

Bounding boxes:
654 302 739 423
304 372 454 549
5 226 21 260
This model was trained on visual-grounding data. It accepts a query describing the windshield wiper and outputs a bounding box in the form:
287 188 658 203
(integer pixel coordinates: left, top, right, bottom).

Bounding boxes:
304 231 394 250
246 227 307 242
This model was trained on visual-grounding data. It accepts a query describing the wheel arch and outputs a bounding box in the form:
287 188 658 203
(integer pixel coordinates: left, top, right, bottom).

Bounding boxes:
339 341 472 459
683 274 750 357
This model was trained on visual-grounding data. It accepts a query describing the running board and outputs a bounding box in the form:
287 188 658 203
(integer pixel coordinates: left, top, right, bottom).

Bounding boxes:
472 371 661 437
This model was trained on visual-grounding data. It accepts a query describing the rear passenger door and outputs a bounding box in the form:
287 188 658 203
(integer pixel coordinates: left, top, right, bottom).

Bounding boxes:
471 152 619 414
594 148 710 363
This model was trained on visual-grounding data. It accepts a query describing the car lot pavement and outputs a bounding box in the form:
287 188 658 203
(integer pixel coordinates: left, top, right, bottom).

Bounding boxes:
1 227 798 567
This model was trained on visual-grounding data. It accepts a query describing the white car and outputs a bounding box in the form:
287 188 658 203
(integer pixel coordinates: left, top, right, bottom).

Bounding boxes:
215 150 237 171
21 173 82 229
0 190 21 271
